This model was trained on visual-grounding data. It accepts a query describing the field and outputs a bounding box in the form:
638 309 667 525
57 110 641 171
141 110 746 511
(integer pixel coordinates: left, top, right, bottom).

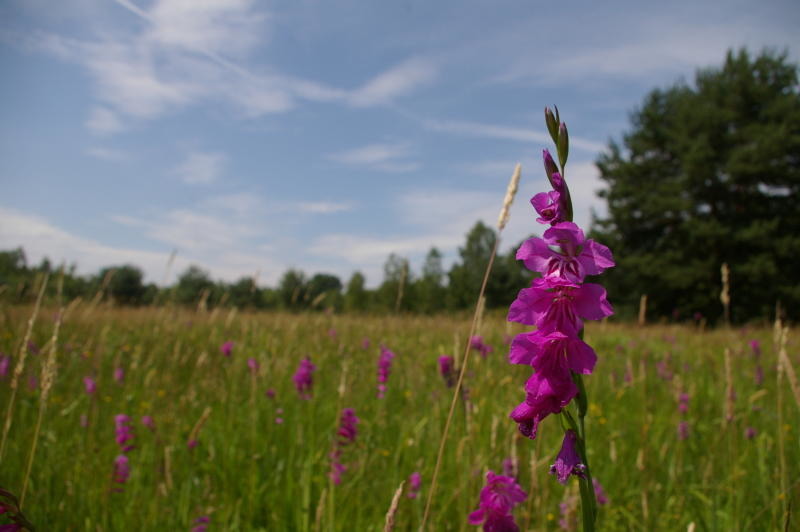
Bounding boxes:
0 304 797 531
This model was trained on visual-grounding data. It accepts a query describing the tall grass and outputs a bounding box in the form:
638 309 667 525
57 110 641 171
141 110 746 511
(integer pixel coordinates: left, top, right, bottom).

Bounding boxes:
0 304 796 530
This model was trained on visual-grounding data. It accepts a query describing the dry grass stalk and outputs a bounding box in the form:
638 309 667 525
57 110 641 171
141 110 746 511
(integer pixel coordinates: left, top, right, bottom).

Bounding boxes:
383 480 405 532
421 165 519 531
188 406 213 444
777 327 800 410
638 294 647 326
313 487 327 532
20 268 65 507
720 263 730 326
724 348 734 423
0 273 49 463
496 163 522 230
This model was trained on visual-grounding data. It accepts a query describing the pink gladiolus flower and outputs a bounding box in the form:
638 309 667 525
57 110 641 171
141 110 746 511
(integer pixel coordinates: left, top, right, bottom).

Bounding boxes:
112 454 130 487
469 336 493 358
678 393 689 414
115 414 135 452
549 430 586 484
220 341 233 357
361 337 371 349
531 190 564 225
508 331 597 376
265 388 276 399
677 421 690 440
188 439 199 449
749 340 761 357
141 416 155 431
502 457 516 479
438 355 455 387
592 478 608 505
247 358 260 373
377 346 396 398
329 408 359 484
745 426 757 439
192 516 210 532
508 278 613 337
468 470 527 532
83 376 96 395
27 376 37 391
407 472 421 499
113 367 124 383
510 368 577 440
293 358 316 399
0 355 10 378
328 328 337 339
516 222 614 284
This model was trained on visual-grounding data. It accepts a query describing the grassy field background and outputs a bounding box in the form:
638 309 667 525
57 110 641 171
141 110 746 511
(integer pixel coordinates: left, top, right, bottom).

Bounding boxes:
0 304 797 531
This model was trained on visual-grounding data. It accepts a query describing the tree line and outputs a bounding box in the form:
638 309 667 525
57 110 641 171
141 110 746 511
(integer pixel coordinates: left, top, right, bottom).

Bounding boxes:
0 221 534 314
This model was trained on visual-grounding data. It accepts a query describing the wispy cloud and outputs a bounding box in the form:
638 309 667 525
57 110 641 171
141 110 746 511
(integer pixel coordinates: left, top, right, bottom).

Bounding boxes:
297 201 353 214
348 57 437 107
86 106 124 134
423 118 605 153
173 151 226 185
329 142 418 172
86 146 129 161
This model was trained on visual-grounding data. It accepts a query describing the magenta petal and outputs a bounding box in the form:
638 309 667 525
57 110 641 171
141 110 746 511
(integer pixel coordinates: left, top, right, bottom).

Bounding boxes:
468 508 485 525
507 285 550 326
573 283 614 321
516 237 554 274
508 332 537 365
567 339 597 375
579 239 615 275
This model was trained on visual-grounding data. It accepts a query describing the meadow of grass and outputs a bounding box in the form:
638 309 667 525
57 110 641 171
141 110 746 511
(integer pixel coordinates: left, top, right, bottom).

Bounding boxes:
0 302 797 531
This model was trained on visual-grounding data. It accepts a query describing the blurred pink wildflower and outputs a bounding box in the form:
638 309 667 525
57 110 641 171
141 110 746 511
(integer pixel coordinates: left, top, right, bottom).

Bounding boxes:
468 470 527 532
220 341 233 357
377 346 396 398
83 376 96 395
292 357 316 399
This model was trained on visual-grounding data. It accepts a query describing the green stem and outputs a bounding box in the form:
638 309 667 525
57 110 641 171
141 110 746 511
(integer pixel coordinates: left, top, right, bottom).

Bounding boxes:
572 372 597 531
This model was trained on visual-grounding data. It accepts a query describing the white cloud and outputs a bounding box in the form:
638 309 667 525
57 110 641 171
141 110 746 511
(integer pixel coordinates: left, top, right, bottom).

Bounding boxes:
348 57 437 107
173 151 225 184
86 106 124 134
423 118 605 153
329 142 418 172
297 201 353 214
86 146 129 161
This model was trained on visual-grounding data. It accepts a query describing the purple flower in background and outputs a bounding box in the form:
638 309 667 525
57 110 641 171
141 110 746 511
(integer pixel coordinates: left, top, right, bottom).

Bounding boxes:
112 454 130 487
115 414 135 452
247 358 260 374
749 340 761 358
265 388 275 399
27 376 37 391
330 408 359 484
377 346 396 398
336 408 359 444
677 421 690 441
141 415 155 431
292 358 316 399
80 414 89 428
220 341 233 357
678 393 689 414
0 355 10 378
438 355 455 387
192 516 210 532
502 458 516 479
468 470 527 532
745 426 757 440
328 328 337 339
192 515 211 532
27 341 39 355
516 222 614 284
361 337 371 350
83 376 97 395
407 472 422 499
549 430 586 484
531 190 564 225
592 478 608 505
754 365 764 386
187 439 199 449
558 495 579 531
113 367 125 383
470 336 494 358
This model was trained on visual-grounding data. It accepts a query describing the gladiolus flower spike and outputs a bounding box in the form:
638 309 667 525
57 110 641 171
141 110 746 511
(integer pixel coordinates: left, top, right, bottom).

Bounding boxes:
504 108 614 532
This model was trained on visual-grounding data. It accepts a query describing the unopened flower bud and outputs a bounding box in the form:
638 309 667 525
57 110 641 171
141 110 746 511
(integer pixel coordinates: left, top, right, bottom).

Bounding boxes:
544 107 559 144
557 122 569 168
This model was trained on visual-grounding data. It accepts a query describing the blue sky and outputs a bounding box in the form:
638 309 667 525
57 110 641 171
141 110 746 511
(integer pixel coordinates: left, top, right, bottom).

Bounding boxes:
1 0 798 287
